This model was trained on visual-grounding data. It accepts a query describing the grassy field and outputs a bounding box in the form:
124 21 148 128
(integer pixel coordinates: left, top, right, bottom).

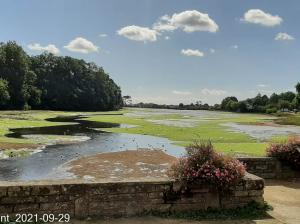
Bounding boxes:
0 109 297 157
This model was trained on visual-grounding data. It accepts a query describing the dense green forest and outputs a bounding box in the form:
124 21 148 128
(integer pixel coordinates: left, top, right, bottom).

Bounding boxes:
128 83 300 114
0 41 122 111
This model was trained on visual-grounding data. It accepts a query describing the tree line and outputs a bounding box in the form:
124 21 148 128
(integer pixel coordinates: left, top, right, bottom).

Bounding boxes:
0 41 122 111
220 83 300 113
126 83 300 114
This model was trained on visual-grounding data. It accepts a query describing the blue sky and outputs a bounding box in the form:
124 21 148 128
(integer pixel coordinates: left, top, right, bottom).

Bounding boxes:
1 0 299 104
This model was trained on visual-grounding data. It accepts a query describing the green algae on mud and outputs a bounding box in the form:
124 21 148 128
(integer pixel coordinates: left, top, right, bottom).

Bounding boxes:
275 113 300 126
0 109 296 157
0 110 102 150
83 109 285 156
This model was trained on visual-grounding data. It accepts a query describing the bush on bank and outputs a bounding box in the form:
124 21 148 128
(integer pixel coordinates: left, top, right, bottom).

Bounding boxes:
168 141 246 188
267 139 300 170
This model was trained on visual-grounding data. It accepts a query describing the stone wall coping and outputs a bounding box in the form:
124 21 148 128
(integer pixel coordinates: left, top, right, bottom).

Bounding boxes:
237 156 299 179
242 172 264 181
0 179 171 187
0 172 262 187
237 157 274 160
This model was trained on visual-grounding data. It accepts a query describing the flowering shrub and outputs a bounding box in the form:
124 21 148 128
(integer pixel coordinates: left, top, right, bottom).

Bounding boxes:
267 140 300 170
168 142 246 188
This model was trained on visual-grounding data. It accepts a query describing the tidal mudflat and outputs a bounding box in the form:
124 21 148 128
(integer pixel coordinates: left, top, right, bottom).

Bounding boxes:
0 109 299 181
85 108 300 156
56 150 177 182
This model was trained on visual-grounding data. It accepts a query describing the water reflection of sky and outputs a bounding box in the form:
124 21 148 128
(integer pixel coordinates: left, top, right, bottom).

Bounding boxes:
0 132 184 181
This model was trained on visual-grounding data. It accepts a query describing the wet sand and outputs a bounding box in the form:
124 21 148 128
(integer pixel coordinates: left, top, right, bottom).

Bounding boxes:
66 149 178 182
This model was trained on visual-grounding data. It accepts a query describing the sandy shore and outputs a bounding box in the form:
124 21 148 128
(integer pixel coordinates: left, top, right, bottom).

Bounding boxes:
66 149 178 182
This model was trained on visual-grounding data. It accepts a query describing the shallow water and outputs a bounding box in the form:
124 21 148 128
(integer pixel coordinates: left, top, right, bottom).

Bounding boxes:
0 115 184 181
146 119 199 127
126 108 239 119
223 122 300 141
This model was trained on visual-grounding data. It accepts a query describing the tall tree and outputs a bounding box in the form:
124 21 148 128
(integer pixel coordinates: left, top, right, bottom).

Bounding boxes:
296 82 300 94
0 78 10 108
31 53 122 111
221 96 238 110
279 91 296 102
0 41 34 109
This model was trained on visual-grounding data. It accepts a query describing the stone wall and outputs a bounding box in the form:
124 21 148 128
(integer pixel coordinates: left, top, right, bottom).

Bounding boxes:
0 173 263 219
238 157 300 179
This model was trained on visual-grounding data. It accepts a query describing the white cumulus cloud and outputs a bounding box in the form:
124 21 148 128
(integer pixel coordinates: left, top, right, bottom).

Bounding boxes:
153 15 178 32
27 43 60 54
64 37 99 54
117 25 158 42
172 90 192 95
242 9 282 27
201 88 227 96
275 32 295 41
181 49 204 57
153 10 219 33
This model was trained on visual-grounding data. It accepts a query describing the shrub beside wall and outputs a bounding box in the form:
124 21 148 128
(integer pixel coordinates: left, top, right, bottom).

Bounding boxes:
168 142 246 189
267 140 300 171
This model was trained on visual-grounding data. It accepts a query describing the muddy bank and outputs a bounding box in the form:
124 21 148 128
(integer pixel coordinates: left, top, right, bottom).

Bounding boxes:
63 150 177 182
289 135 300 143
0 142 42 158
0 142 40 151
